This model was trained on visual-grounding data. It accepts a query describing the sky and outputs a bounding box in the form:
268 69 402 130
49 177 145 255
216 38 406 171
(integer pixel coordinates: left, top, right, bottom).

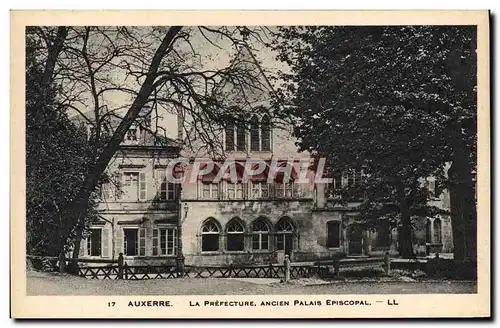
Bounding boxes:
65 26 289 140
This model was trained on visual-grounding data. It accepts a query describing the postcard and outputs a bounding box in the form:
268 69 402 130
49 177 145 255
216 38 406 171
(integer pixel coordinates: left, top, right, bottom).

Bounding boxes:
11 10 490 319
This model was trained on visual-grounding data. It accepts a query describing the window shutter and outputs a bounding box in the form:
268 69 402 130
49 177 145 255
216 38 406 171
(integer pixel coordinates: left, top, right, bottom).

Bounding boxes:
101 227 111 258
152 229 158 256
139 172 147 200
173 229 177 255
78 238 86 258
115 172 123 200
139 228 146 256
146 226 153 256
116 228 124 255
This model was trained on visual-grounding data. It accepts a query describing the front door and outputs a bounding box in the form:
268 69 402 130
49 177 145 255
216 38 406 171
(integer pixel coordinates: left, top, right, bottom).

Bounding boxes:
348 227 363 256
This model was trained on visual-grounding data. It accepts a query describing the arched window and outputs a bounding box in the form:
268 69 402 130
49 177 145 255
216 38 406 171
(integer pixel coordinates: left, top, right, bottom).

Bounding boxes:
250 115 260 152
276 217 296 253
226 218 245 251
426 219 432 244
225 124 235 151
252 218 270 250
433 218 442 244
236 123 246 151
261 114 271 151
201 219 221 252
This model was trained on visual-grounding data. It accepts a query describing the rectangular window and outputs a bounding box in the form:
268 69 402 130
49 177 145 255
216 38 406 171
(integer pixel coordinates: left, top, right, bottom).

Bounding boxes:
225 125 235 151
202 234 219 252
275 183 285 198
201 182 219 199
126 128 138 141
86 229 102 256
123 229 138 256
236 183 243 199
167 183 177 200
153 228 176 256
355 169 362 187
332 171 342 190
156 169 178 200
227 234 245 251
122 171 146 201
326 221 341 248
236 126 246 151
153 229 158 256
427 179 436 198
252 233 269 250
285 183 293 198
227 183 236 199
276 234 284 250
261 124 271 151
101 182 111 200
156 169 167 200
347 174 355 188
122 172 139 200
274 183 293 198
251 181 269 198
114 172 123 200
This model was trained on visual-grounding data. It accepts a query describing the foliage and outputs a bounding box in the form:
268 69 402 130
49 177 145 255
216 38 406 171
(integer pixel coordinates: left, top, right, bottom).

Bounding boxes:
272 26 477 259
26 35 99 256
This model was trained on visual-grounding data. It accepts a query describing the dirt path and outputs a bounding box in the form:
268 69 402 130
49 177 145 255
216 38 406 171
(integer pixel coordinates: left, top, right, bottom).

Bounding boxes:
26 271 477 296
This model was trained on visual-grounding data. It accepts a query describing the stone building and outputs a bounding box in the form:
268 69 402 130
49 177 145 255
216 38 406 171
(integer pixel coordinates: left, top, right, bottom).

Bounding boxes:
77 42 454 266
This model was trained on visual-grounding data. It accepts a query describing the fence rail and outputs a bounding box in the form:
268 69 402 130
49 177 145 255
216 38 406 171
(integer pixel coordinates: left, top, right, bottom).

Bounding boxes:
73 263 330 280
28 254 385 281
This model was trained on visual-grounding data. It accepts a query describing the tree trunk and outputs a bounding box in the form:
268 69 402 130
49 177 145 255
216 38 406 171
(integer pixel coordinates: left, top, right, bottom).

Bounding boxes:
67 235 82 274
449 141 477 262
399 193 414 259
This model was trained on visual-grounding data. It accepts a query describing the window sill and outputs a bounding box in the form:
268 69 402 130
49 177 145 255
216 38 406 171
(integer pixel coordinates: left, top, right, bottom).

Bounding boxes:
251 249 272 253
371 246 391 251
200 251 221 255
327 247 342 250
225 251 246 254
194 198 313 202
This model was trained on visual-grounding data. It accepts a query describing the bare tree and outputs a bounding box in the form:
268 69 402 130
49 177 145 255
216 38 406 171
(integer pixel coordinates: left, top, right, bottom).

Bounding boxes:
27 26 275 259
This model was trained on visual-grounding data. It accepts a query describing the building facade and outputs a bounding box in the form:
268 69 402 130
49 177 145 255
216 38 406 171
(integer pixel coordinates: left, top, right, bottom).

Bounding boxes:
78 43 454 266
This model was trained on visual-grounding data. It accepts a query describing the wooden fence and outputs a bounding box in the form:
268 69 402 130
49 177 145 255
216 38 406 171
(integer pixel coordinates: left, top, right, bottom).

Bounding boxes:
27 254 388 281
74 263 329 280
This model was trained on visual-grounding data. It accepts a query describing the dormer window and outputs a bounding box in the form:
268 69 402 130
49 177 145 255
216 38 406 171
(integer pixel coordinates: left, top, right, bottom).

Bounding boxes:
126 128 138 141
260 114 271 151
224 113 272 153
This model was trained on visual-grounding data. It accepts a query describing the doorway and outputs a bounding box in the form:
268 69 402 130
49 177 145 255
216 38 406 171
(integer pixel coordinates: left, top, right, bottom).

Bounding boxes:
348 226 363 256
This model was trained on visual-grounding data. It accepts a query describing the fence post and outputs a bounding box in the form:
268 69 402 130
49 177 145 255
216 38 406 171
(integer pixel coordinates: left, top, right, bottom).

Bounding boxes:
124 262 129 280
268 263 273 278
284 255 291 282
58 252 66 274
118 253 124 279
384 251 391 275
334 260 340 277
434 253 441 278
